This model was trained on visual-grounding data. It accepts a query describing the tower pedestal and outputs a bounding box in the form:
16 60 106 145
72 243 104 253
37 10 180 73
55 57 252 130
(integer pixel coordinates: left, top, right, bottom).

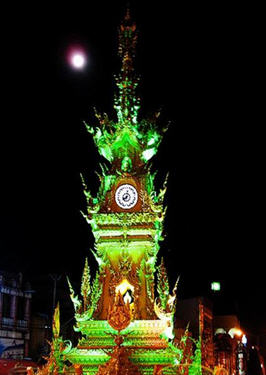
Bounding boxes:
64 320 177 375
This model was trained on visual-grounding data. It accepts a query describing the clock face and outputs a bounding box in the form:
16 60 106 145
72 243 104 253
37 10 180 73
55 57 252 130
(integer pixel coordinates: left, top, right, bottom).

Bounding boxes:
115 184 138 209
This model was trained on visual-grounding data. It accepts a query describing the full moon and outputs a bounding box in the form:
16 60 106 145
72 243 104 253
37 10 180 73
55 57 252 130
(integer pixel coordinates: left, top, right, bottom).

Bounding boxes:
70 52 86 69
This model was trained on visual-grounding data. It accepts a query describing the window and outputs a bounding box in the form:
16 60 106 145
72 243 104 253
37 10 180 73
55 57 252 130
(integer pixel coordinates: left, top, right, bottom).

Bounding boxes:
17 296 25 320
2 293 12 318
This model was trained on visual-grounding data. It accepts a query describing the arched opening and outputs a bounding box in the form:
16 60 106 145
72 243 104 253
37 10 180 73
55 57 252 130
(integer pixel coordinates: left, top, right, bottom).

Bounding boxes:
115 279 135 314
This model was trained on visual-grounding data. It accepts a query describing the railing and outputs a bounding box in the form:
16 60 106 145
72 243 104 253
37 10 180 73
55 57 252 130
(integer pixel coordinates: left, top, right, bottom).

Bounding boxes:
17 320 28 328
1 317 14 327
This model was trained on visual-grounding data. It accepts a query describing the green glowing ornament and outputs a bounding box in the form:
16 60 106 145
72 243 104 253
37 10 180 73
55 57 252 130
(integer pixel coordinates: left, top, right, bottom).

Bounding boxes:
67 276 82 313
157 258 170 310
189 339 203 375
90 272 102 313
81 257 91 311
121 156 132 172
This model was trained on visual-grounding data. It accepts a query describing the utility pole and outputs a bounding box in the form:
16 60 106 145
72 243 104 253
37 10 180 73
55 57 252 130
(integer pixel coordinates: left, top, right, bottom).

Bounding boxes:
49 274 61 315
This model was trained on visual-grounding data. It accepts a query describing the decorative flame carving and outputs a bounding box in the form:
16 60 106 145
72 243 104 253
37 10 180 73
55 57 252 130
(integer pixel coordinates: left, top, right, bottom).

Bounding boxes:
52 303 60 339
96 290 142 374
107 292 131 332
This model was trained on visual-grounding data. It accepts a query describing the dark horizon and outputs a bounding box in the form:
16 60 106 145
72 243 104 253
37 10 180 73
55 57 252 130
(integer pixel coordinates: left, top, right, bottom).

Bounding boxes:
1 1 264 340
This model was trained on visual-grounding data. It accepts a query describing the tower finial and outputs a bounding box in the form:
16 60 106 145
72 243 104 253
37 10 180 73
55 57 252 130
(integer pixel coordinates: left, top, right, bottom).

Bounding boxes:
114 8 140 125
125 4 131 21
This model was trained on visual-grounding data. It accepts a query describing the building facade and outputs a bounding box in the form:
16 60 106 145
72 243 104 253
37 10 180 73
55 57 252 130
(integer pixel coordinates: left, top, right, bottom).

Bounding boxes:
175 296 266 375
0 271 32 360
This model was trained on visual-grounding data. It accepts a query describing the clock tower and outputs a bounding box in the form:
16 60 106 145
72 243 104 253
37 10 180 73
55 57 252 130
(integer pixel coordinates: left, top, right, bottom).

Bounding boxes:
55 10 193 375
81 9 168 322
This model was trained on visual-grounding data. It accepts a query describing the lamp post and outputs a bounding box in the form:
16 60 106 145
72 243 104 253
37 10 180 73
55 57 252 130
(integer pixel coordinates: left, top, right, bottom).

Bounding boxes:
234 329 247 375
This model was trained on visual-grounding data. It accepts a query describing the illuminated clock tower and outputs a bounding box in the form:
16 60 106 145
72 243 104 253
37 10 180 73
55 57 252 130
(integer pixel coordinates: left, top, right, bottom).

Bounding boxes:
55 10 193 375
79 10 169 323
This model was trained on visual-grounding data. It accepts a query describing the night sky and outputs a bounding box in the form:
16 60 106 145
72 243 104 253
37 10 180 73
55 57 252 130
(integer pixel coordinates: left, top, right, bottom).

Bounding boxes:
1 1 264 338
